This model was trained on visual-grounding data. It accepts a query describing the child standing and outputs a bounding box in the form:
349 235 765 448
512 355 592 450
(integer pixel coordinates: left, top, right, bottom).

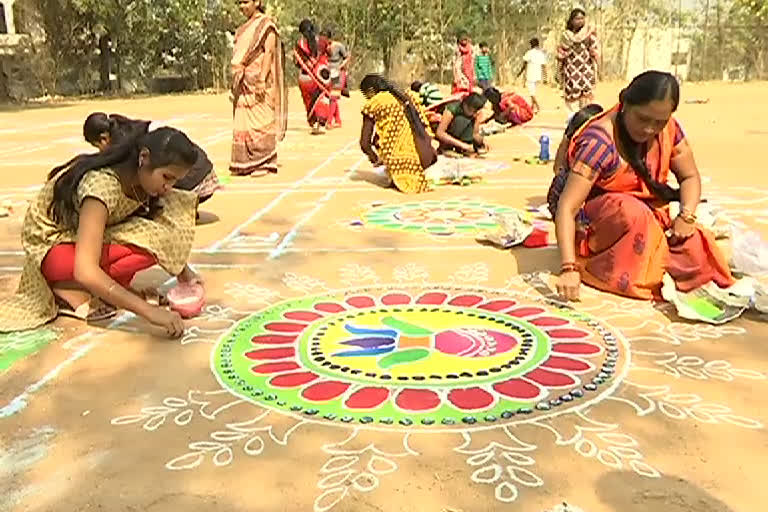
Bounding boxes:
323 27 351 129
475 42 494 91
518 38 547 114
452 31 476 94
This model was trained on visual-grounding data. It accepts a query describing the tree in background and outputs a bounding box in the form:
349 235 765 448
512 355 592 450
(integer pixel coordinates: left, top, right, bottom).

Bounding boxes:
6 0 767 98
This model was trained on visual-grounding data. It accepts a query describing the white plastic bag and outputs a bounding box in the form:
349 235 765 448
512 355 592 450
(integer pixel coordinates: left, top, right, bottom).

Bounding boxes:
476 212 534 249
730 227 768 276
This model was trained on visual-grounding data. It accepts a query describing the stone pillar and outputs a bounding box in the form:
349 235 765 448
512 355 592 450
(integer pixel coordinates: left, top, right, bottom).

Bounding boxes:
3 0 15 34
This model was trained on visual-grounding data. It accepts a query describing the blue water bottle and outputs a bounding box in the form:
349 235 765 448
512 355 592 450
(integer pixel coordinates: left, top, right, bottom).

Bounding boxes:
539 134 550 161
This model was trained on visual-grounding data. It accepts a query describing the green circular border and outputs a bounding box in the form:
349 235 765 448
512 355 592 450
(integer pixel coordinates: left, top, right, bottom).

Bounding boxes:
211 289 621 430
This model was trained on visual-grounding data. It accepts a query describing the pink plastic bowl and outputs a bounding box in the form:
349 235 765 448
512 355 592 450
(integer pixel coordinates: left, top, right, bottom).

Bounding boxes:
167 282 205 318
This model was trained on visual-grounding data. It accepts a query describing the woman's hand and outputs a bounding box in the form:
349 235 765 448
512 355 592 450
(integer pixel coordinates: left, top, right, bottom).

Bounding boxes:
145 307 185 338
669 215 696 243
556 270 581 301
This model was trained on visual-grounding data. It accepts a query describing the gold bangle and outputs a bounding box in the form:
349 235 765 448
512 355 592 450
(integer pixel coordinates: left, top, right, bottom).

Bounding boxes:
679 211 697 224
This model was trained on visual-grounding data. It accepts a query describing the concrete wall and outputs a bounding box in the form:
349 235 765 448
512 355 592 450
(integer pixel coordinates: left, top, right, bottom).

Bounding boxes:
625 28 691 81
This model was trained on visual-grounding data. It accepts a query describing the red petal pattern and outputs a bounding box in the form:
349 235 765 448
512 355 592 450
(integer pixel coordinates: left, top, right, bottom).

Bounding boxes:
264 322 307 333
542 356 591 372
314 302 346 313
447 388 495 410
251 361 300 374
416 292 448 305
395 389 441 411
477 299 517 311
302 381 351 401
381 293 411 305
525 368 577 387
448 294 484 307
245 347 295 360
507 307 546 318
345 387 390 409
548 328 590 339
283 311 323 322
346 296 375 308
530 316 570 327
493 379 542 400
552 342 601 355
251 334 297 345
270 372 319 388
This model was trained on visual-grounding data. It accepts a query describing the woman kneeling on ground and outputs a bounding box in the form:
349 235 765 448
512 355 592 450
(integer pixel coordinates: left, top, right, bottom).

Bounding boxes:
435 93 489 156
83 112 220 218
359 74 438 194
0 127 202 338
553 70 734 301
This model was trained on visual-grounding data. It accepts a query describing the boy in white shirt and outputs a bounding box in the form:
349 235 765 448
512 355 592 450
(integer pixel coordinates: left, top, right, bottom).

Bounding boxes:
518 38 547 114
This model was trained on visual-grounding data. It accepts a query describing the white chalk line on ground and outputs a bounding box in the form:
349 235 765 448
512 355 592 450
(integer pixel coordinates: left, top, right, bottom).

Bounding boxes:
267 156 367 260
0 314 132 418
0 274 181 419
203 138 357 253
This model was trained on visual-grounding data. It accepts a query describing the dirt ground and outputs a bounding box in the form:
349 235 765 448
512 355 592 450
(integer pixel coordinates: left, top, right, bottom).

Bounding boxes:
0 80 767 512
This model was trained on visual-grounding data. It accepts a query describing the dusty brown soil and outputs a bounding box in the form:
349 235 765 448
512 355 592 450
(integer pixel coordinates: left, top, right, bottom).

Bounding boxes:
0 81 766 512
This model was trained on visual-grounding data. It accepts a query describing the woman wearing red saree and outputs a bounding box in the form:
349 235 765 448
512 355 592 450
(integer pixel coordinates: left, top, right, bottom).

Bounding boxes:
295 19 332 135
230 0 288 176
452 31 476 95
554 71 734 301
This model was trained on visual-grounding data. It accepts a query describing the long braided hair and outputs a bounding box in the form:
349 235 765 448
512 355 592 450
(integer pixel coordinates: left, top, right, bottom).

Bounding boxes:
298 18 317 57
360 74 436 167
360 74 431 142
615 70 681 203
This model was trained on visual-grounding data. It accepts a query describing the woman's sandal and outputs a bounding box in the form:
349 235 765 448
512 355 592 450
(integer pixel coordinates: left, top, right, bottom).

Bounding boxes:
57 297 118 322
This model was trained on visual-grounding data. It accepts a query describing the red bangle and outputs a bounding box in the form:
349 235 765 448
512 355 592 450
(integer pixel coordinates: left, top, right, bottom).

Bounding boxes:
560 262 580 274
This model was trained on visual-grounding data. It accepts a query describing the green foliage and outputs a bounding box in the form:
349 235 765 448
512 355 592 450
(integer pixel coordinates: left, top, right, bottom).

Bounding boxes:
9 0 768 96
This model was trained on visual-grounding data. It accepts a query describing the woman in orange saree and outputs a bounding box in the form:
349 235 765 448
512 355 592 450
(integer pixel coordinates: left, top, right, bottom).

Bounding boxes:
230 0 288 177
553 71 734 301
295 19 332 135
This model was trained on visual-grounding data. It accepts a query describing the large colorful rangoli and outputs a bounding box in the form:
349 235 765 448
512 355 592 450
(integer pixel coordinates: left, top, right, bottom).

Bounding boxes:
212 285 627 430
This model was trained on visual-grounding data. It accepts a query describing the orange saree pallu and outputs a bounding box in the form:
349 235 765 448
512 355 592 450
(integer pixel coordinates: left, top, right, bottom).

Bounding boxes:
230 13 288 176
294 39 331 126
569 107 734 299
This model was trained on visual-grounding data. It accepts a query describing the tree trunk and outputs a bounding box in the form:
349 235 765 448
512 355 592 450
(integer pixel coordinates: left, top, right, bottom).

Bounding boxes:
98 34 112 92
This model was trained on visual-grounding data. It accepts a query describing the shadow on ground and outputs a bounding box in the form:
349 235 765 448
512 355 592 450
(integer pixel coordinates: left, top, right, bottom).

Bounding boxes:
597 470 736 512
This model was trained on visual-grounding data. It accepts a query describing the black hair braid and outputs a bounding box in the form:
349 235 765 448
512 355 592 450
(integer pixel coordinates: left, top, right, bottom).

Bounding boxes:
616 110 680 203
48 141 138 229
382 79 430 142
299 19 318 57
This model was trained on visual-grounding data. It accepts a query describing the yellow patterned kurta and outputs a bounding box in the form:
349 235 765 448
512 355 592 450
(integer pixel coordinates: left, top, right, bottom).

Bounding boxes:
361 90 434 194
0 169 197 332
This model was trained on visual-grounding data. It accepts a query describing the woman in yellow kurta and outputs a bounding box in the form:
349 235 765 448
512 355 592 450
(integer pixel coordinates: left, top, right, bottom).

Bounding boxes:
229 0 288 176
358 74 438 194
0 127 200 338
